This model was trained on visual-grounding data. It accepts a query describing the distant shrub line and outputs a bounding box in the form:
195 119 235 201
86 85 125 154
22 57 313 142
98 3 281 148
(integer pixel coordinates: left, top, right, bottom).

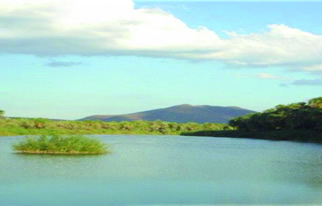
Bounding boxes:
2 97 321 144
0 118 229 136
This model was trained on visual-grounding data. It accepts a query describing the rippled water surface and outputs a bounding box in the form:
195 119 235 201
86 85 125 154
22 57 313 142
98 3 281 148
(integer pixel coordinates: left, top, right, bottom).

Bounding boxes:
1 135 322 205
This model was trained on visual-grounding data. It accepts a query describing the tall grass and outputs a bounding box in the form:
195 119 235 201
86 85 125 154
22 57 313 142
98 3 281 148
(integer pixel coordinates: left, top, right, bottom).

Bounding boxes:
13 134 109 155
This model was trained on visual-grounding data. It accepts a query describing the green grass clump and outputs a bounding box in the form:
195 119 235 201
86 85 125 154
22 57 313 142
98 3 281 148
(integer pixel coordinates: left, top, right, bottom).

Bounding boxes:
13 134 109 155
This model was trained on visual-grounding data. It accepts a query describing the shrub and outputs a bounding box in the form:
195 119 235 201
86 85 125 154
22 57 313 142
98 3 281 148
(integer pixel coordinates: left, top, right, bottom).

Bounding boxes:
13 134 109 155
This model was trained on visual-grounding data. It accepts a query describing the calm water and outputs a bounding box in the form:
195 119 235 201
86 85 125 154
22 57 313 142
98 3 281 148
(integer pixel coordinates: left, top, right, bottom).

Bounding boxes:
1 135 322 205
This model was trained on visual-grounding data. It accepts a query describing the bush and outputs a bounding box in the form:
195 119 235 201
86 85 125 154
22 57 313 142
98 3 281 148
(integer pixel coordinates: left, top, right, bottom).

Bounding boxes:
229 97 322 132
0 118 228 136
0 110 4 118
13 134 109 155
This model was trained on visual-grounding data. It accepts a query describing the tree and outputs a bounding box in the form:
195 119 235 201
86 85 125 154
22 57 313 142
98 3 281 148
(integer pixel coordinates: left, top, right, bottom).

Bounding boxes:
309 97 322 109
229 97 322 131
0 110 4 118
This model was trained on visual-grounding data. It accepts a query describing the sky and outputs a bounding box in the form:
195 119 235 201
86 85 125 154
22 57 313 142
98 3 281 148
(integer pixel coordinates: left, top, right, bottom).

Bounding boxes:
0 0 321 119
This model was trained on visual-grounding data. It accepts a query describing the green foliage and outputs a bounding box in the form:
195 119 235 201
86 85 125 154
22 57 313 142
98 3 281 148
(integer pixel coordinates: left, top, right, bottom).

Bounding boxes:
309 97 322 109
0 118 228 136
229 97 322 132
183 97 322 144
0 110 4 118
13 134 109 154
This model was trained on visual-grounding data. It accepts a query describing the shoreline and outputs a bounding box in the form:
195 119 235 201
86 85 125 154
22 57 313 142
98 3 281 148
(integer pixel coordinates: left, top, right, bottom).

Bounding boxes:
182 130 322 144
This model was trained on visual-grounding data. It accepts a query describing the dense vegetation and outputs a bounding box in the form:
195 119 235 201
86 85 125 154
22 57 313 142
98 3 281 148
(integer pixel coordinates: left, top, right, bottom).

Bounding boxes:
183 97 322 143
229 97 321 131
3 97 320 144
0 114 229 136
13 134 109 155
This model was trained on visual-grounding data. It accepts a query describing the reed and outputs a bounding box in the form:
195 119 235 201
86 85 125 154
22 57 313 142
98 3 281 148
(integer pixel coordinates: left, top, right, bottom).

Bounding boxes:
13 134 109 155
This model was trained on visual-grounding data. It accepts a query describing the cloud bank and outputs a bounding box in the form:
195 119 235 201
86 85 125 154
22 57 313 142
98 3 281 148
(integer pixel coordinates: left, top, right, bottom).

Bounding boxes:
1 0 322 72
291 79 322 86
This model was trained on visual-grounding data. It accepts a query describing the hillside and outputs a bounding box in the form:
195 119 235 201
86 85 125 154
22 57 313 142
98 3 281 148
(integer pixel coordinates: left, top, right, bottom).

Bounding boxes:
81 104 256 123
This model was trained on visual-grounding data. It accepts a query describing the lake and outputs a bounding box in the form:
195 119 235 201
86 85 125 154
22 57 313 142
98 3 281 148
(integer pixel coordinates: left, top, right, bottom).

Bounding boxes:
1 135 322 205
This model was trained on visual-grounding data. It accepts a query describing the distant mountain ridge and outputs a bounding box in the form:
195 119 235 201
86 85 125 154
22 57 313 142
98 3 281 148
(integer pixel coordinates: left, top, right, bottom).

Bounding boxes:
81 104 256 123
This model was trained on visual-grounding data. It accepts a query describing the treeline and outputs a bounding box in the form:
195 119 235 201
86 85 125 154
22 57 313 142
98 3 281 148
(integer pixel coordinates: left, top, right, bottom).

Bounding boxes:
183 97 322 143
229 97 321 131
0 116 229 136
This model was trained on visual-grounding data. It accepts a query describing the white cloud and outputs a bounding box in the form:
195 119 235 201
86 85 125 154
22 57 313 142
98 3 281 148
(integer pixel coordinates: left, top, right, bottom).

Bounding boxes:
1 0 322 72
302 65 322 71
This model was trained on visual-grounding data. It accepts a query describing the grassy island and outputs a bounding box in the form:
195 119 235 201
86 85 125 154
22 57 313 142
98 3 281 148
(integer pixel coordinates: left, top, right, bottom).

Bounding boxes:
13 134 109 155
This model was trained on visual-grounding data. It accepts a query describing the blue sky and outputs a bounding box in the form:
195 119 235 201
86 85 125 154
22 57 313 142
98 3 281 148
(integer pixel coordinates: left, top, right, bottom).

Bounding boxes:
0 1 321 119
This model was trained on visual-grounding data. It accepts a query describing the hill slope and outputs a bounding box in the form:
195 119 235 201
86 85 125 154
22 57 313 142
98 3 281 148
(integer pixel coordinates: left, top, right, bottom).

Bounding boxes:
81 104 256 123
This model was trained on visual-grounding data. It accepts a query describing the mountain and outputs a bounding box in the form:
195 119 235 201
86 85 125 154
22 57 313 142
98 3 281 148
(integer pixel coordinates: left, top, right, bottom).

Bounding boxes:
81 104 256 123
